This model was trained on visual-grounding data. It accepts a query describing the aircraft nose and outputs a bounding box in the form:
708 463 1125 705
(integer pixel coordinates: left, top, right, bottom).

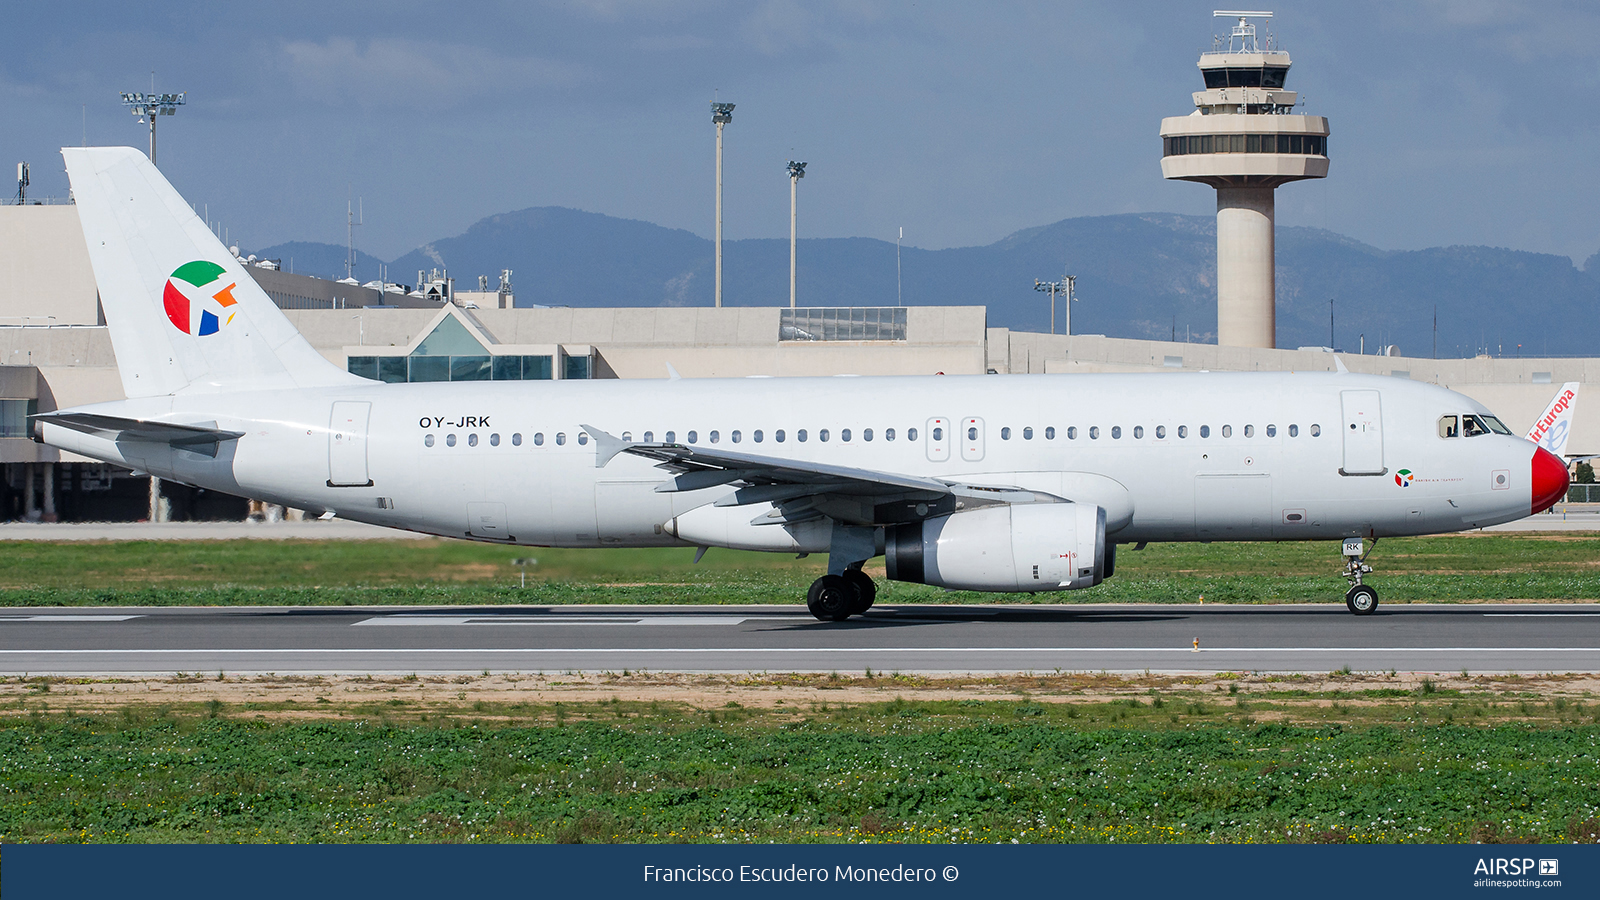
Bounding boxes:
1531 446 1570 515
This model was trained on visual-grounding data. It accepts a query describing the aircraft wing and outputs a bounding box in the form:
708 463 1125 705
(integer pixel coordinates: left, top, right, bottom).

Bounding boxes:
581 425 1050 526
31 412 245 447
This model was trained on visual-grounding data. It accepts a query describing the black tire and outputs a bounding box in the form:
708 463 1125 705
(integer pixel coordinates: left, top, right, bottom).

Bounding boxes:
842 569 876 615
1345 584 1379 616
807 575 854 621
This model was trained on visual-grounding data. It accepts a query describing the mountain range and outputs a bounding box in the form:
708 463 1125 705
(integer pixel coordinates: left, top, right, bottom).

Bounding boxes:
255 210 1600 357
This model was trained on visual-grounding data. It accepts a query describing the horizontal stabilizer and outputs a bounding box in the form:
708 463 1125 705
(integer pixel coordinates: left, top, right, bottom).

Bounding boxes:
32 412 245 446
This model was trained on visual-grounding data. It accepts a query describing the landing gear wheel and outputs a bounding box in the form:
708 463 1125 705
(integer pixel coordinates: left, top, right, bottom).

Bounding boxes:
842 569 876 615
807 575 854 621
1345 584 1379 616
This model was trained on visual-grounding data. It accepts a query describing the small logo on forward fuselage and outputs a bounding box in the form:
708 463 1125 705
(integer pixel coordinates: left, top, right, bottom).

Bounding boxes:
1395 469 1414 487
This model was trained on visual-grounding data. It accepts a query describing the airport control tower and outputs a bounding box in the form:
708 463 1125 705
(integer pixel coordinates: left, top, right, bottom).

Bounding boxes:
1160 11 1329 349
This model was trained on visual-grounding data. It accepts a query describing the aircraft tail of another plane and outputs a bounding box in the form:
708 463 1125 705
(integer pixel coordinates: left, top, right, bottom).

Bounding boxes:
61 146 358 399
1527 381 1579 457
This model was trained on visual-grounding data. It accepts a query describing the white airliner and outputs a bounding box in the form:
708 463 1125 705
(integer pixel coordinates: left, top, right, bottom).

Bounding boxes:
1527 382 1579 459
34 148 1570 619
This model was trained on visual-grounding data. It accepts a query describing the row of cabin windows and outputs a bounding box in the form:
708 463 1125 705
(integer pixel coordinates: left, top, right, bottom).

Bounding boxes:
1437 414 1513 438
1163 133 1326 157
420 422 1326 448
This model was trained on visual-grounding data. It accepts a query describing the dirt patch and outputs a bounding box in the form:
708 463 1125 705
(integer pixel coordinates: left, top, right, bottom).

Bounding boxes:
5 671 1595 724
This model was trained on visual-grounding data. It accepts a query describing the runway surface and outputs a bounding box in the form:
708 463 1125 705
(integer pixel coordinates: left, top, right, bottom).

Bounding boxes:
1 603 1596 675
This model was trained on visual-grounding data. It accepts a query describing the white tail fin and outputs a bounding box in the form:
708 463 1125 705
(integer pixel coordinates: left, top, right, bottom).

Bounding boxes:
1527 381 1579 457
61 147 358 398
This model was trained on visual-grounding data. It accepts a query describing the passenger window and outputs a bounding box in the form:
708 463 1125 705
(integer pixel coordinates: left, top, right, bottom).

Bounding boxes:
468 434 479 447
1001 427 1011 440
1067 427 1077 440
1178 425 1188 438
446 434 457 447
578 433 589 445
1463 415 1488 437
1023 427 1033 440
620 432 631 442
1266 424 1276 437
1310 424 1321 437
687 431 698 443
820 429 830 442
1090 426 1100 440
1220 425 1231 438
731 430 741 443
1200 425 1210 438
841 429 851 442
665 431 676 443
1134 426 1144 439
1243 425 1254 438
512 433 522 446
709 430 720 443
966 426 977 441
1111 426 1121 439
534 433 544 446
1045 426 1055 440
907 427 918 441
1438 416 1459 438
863 428 873 441
1288 424 1298 437
753 430 763 442
885 428 895 441
1155 425 1166 439
776 429 785 442
424 434 435 447
642 431 653 442
931 427 942 441
798 429 808 442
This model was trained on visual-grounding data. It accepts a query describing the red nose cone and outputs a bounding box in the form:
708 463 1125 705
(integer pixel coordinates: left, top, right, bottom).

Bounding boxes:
1531 446 1570 515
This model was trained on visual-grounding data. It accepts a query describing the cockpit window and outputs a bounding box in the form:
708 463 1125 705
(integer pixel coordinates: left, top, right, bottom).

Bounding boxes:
1481 415 1513 436
1438 415 1459 438
1462 415 1490 437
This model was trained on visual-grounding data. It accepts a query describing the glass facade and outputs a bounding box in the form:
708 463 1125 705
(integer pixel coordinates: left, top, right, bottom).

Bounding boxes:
0 399 36 438
1164 133 1326 157
780 307 908 342
348 354 556 383
1200 66 1288 89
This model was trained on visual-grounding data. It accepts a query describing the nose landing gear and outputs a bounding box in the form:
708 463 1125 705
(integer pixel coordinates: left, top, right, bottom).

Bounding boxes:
1341 537 1379 615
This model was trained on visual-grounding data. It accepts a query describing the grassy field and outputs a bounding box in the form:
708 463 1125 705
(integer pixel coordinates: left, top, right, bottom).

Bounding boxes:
0 532 1598 606
1 680 1597 844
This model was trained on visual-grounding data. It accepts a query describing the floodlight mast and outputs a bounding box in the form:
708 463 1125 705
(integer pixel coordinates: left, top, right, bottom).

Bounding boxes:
1033 273 1077 336
119 90 185 167
787 160 806 309
712 102 734 308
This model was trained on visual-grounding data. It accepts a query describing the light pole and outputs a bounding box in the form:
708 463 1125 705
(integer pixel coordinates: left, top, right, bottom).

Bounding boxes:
787 160 806 309
120 89 185 167
711 102 734 308
1033 274 1077 335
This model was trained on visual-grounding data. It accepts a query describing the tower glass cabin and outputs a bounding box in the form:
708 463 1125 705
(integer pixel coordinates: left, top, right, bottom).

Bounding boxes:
1160 12 1329 349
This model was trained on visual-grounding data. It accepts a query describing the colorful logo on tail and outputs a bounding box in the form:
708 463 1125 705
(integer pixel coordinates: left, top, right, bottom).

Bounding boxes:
163 261 239 336
1395 468 1414 487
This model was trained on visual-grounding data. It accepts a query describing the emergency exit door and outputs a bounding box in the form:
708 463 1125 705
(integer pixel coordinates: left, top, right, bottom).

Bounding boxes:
328 401 373 487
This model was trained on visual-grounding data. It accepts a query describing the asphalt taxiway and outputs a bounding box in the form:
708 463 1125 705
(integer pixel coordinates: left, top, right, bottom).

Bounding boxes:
0 603 1595 675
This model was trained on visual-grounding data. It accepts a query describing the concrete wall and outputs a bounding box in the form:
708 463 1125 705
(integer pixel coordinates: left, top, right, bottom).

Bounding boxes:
0 206 99 326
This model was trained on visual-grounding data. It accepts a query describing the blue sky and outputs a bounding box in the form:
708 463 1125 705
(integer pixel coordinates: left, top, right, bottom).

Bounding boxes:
4 1 1597 264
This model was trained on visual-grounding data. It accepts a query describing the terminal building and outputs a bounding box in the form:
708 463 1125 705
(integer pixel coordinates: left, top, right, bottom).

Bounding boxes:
0 10 1590 524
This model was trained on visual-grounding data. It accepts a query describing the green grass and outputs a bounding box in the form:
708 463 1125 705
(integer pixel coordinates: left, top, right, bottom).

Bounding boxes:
0 533 1598 606
2 700 1597 844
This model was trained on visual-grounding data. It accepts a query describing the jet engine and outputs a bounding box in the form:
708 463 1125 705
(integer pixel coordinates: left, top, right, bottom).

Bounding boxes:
885 502 1106 592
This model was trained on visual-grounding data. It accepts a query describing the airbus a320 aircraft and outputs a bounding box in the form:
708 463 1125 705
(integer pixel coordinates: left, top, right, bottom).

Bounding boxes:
35 148 1570 620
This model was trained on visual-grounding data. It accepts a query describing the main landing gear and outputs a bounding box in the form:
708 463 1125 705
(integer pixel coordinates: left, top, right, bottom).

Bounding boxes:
806 567 876 621
1340 537 1379 616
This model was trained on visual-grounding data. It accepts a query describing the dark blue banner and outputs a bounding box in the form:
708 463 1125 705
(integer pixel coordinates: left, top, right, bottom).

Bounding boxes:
5 843 1595 899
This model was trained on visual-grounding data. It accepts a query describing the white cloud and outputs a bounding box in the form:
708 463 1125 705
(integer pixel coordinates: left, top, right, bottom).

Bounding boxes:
281 37 589 108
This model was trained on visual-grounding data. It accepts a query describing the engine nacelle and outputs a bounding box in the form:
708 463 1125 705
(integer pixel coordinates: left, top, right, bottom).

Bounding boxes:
885 503 1106 592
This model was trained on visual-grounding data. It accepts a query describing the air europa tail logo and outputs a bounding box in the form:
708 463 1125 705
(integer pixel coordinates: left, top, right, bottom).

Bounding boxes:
163 261 239 336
